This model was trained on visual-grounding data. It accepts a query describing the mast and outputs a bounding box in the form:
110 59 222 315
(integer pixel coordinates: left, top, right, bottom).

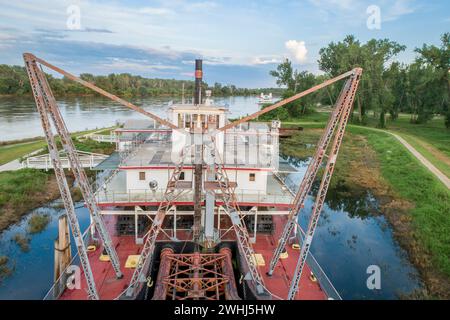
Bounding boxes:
193 59 203 243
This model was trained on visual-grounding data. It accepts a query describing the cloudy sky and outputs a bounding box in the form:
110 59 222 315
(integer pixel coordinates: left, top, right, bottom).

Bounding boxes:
0 0 448 87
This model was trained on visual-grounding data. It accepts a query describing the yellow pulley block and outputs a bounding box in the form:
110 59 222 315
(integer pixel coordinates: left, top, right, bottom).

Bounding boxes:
292 243 301 250
99 254 110 262
87 245 96 252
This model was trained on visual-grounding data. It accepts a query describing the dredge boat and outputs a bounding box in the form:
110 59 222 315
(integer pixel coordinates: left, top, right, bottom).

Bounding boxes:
23 54 361 300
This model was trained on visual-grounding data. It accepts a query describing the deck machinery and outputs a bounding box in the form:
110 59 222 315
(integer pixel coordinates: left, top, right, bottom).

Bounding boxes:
23 52 362 300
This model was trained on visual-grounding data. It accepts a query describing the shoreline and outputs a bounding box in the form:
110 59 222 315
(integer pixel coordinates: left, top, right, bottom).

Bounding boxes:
280 126 450 299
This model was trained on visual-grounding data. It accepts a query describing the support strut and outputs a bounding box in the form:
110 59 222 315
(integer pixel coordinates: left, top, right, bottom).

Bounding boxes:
287 68 362 299
267 75 354 276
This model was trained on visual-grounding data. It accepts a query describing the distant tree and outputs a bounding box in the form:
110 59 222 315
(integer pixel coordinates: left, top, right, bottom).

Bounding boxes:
269 59 319 118
414 33 450 127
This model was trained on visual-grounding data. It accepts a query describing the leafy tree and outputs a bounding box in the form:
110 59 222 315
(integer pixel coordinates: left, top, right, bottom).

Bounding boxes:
269 59 320 118
318 35 406 127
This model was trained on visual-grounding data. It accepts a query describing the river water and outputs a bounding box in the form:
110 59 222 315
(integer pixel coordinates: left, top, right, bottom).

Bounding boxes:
0 96 263 142
0 96 423 299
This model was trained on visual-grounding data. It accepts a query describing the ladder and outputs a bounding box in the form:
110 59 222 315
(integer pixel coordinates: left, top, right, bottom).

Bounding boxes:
267 75 354 276
24 55 113 299
287 68 362 299
124 145 191 298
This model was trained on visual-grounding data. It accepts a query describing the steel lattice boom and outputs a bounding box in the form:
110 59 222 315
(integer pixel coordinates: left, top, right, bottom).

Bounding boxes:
267 75 355 276
24 54 113 299
287 68 362 299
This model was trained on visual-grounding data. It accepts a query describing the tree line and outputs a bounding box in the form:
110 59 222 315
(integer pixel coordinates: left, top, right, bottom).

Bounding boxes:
0 65 282 98
264 33 449 128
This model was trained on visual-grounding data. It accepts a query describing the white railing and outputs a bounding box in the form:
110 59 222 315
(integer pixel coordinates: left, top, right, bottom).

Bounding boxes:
23 150 108 170
88 134 117 143
95 188 293 205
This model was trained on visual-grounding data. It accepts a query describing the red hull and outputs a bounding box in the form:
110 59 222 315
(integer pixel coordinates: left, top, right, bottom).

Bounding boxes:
59 215 326 300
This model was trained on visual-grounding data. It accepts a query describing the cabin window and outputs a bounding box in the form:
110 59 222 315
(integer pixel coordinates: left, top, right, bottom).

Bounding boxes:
249 173 256 182
139 172 146 181
193 114 198 128
185 114 191 128
179 172 185 180
200 114 206 129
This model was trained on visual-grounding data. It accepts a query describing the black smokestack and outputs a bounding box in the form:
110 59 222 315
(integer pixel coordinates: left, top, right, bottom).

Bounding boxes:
194 59 202 105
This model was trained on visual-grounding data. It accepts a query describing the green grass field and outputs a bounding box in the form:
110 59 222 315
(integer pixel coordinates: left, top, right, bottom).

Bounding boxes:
349 126 450 278
281 111 450 179
280 113 450 283
0 169 58 232
0 140 47 166
0 126 117 166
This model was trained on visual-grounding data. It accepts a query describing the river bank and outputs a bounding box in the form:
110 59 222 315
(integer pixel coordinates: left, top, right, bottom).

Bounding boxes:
280 125 450 298
0 136 115 233
0 127 117 166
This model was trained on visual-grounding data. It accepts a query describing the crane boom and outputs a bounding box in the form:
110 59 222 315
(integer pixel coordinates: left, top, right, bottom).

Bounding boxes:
23 54 102 299
30 54 178 130
287 68 362 300
267 75 354 276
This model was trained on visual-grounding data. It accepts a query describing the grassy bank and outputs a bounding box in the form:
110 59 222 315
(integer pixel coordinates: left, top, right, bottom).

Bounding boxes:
0 137 113 233
350 126 450 297
362 115 450 178
280 124 450 298
0 169 60 232
0 126 117 166
278 111 450 179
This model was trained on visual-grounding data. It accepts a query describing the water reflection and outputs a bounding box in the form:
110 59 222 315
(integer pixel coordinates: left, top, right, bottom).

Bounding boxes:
281 155 423 299
0 202 90 299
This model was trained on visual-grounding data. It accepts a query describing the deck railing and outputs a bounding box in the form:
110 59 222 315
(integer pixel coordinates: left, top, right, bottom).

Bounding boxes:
95 188 293 205
23 151 108 170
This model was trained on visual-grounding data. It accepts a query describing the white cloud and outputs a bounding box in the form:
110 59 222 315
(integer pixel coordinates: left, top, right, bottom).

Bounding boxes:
308 0 418 24
251 56 282 65
383 0 417 22
138 7 174 16
285 40 308 63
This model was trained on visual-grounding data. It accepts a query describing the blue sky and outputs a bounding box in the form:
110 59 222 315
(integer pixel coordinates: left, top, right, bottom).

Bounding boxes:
0 0 448 87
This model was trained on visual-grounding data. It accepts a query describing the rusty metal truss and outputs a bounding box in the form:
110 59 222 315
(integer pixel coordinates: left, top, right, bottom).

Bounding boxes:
287 68 362 299
267 73 355 277
23 53 123 300
152 247 240 300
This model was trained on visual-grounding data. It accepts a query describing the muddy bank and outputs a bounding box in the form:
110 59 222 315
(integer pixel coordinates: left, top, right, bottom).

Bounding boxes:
281 129 450 299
